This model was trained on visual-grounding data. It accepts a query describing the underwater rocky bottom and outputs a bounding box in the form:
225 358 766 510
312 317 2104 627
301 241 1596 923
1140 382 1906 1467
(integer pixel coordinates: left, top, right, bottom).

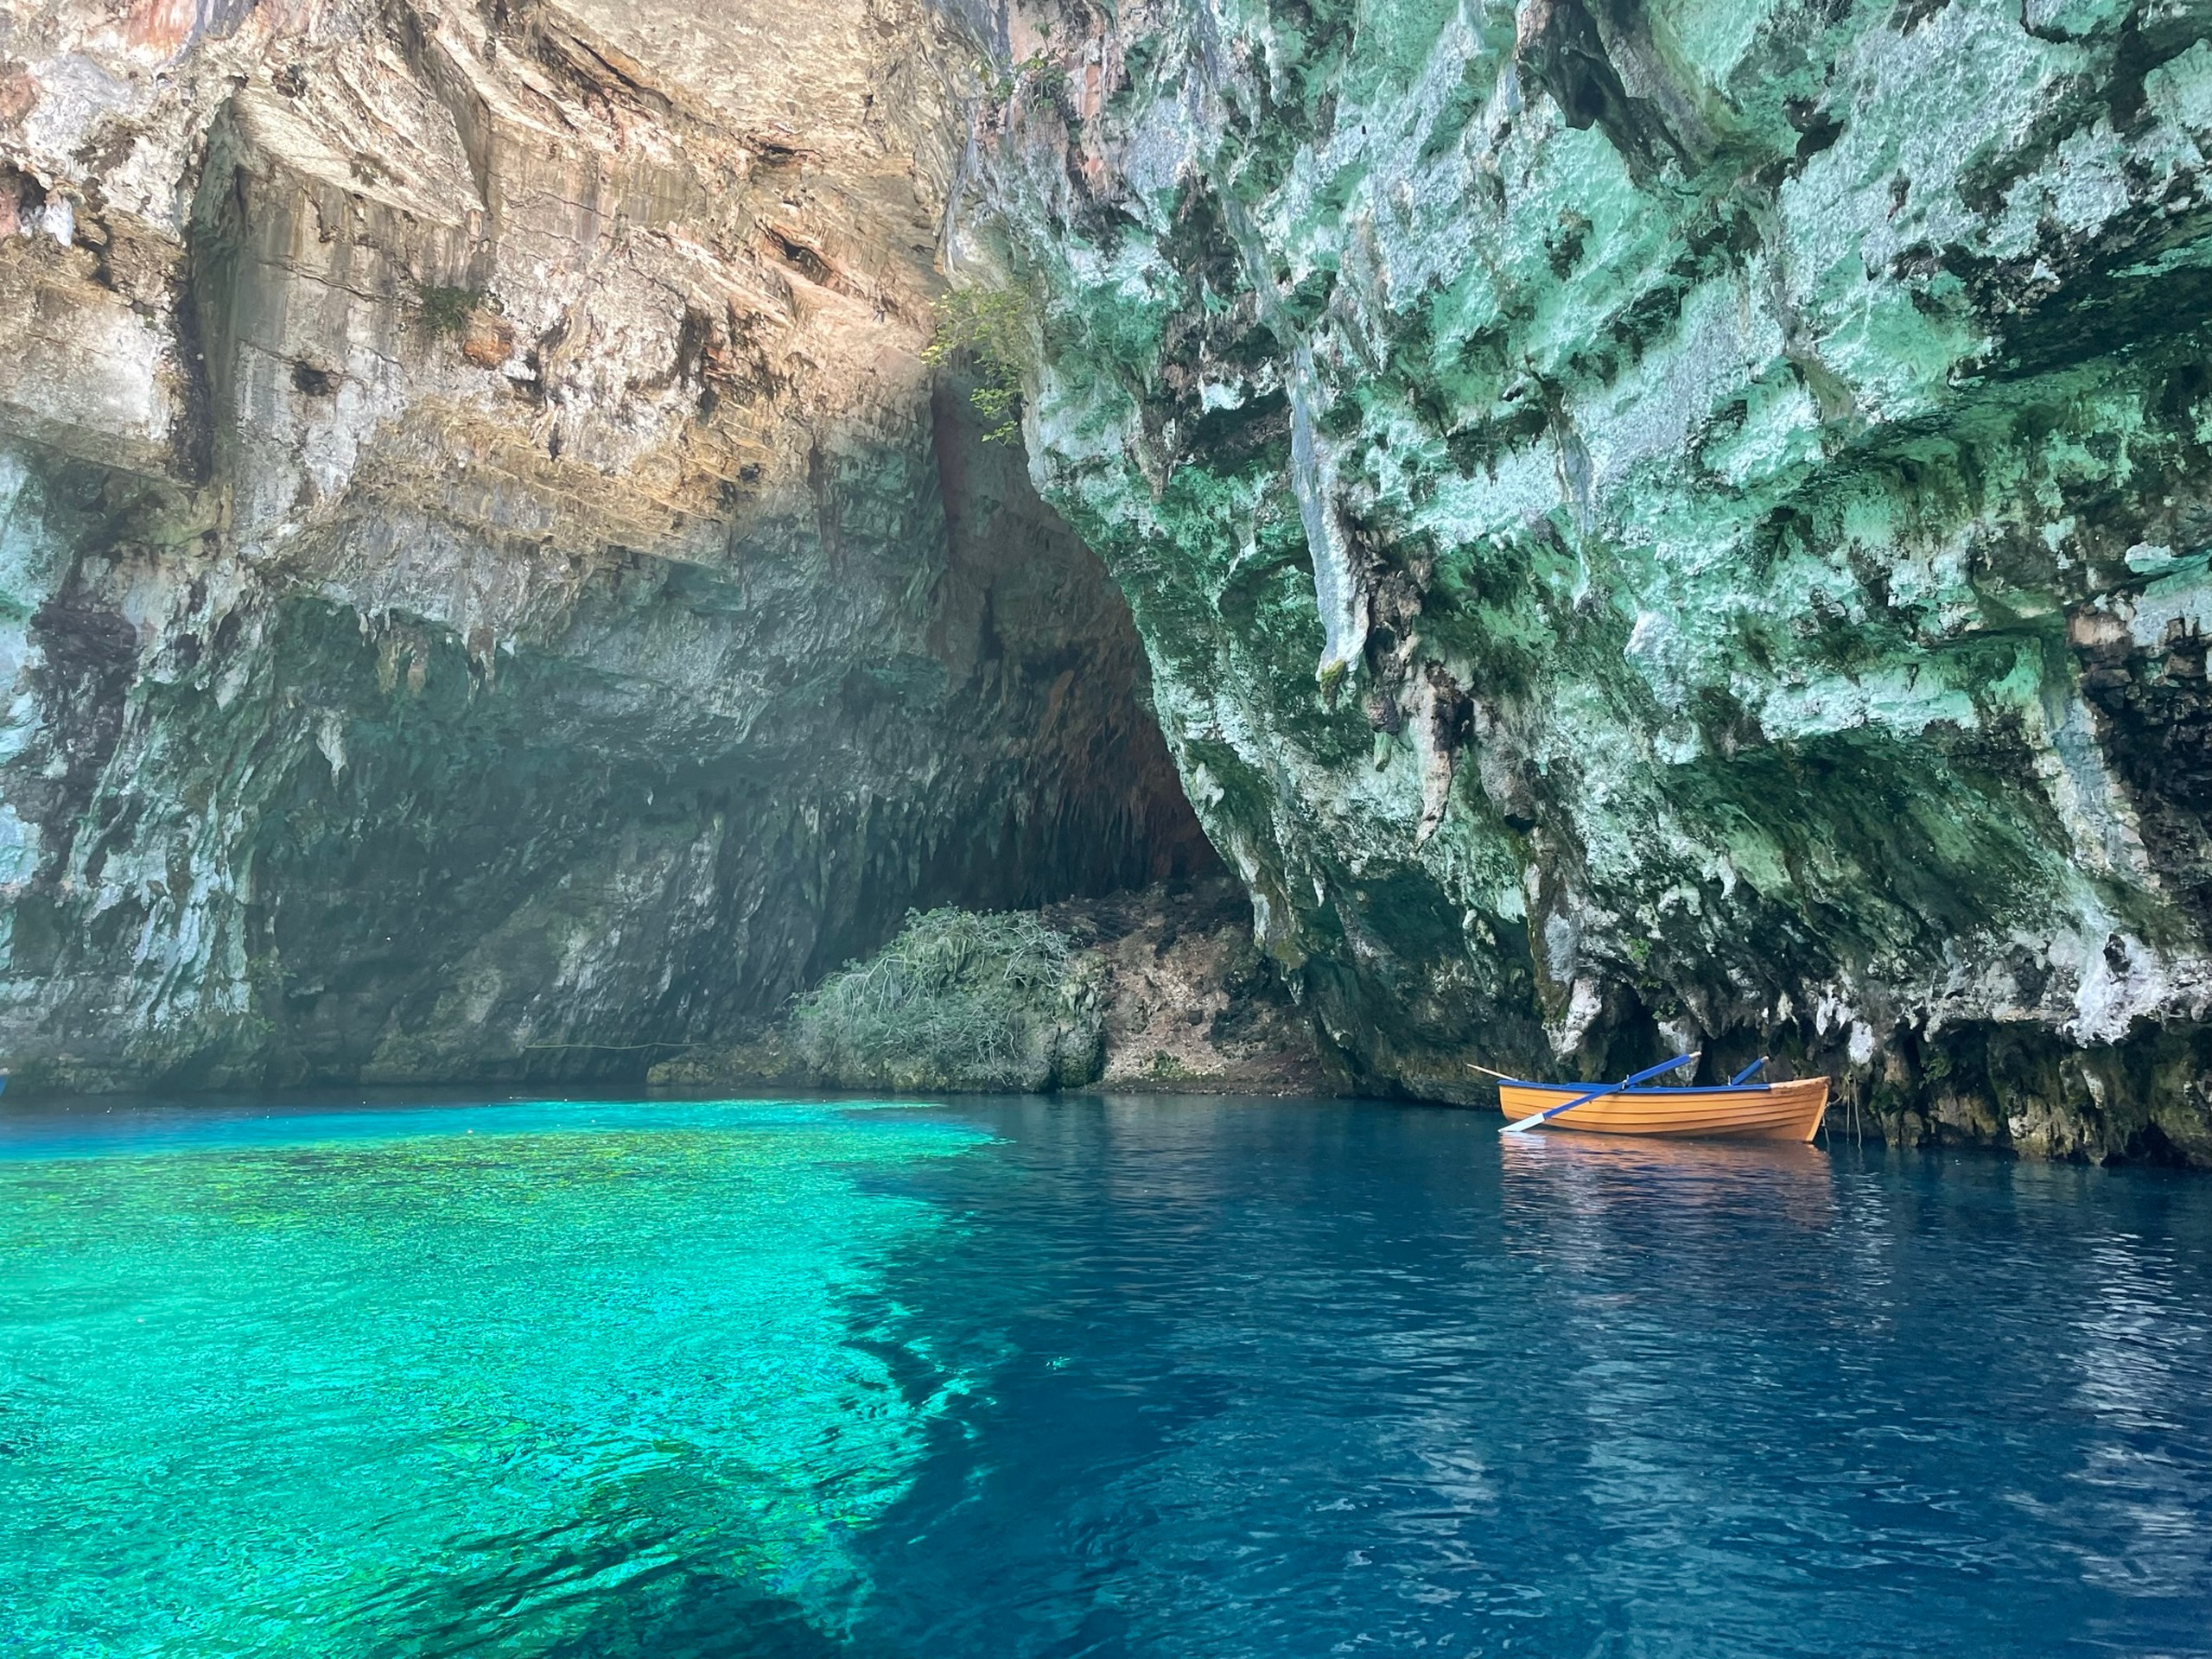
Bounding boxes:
3 1094 2209 1656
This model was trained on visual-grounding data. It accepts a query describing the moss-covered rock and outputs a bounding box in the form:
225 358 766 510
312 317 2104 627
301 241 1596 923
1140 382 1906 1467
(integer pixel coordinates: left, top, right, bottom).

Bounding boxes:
786 907 1106 1092
965 0 2212 1159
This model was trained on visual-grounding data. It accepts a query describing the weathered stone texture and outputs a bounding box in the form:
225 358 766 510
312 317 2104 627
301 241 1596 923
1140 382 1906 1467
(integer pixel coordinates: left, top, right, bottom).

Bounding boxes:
17 0 2212 1159
1043 874 1338 1093
965 0 2212 1160
0 0 1211 1089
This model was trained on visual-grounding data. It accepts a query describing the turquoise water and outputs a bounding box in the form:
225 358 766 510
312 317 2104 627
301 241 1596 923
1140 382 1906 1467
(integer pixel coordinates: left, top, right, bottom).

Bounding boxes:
0 1100 983 1656
4 1095 2211 1656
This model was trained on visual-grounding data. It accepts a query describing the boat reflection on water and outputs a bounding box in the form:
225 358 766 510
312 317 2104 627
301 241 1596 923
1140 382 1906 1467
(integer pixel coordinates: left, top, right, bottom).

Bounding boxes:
1499 1126 1837 1236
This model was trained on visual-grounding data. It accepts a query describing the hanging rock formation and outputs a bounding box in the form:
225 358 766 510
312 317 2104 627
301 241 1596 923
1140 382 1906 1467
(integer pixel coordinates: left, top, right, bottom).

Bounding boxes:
963 0 2212 1161
0 0 1212 1089
15 0 2212 1164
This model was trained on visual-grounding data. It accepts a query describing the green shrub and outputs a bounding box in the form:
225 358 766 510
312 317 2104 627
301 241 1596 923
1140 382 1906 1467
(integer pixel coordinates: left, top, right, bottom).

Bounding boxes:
1011 51 1070 99
971 50 1070 108
415 283 485 337
789 907 1102 1091
920 287 1032 444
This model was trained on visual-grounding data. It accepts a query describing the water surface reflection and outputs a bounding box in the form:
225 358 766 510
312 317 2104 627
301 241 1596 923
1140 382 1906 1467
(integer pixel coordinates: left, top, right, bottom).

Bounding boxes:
3 1093 2209 1657
850 1098 2212 1657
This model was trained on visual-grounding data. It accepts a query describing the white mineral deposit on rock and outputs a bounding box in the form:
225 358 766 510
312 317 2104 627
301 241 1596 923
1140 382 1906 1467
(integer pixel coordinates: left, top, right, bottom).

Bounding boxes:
6 0 2212 1162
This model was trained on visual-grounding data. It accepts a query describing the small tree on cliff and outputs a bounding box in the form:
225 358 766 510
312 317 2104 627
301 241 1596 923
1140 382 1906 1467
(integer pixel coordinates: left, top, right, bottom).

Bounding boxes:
921 287 1032 444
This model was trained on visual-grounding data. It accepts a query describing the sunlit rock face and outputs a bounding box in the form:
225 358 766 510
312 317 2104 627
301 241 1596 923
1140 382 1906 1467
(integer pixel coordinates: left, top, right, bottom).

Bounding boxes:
969 0 2212 1160
0 0 1211 1089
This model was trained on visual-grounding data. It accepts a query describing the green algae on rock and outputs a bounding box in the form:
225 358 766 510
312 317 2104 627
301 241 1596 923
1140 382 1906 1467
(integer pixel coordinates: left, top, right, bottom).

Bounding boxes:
0 0 1215 1093
960 0 2212 1161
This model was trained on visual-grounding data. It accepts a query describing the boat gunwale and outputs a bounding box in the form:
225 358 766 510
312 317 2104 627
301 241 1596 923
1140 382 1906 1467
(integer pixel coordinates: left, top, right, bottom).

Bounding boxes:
1497 1080 1823 1096
1496 1076 1829 1142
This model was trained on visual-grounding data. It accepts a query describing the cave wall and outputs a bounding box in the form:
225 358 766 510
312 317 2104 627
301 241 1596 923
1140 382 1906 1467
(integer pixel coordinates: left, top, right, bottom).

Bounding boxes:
0 0 1209 1090
20 0 2212 1159
963 0 2212 1160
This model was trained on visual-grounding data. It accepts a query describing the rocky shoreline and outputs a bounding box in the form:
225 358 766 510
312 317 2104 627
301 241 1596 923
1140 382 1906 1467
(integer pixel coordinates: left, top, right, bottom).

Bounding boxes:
652 874 1340 1096
7 2 2212 1164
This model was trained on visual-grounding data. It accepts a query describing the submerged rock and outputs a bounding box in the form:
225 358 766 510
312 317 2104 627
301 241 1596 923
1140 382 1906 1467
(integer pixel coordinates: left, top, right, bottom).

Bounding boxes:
962 0 2212 1160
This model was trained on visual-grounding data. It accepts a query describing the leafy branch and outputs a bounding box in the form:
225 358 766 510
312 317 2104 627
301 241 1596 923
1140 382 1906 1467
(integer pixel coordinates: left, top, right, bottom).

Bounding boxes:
920 286 1033 445
414 283 486 337
971 48 1071 103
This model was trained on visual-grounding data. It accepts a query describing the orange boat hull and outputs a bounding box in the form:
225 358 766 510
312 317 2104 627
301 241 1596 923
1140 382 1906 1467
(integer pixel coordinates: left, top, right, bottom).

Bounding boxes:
1497 1077 1830 1141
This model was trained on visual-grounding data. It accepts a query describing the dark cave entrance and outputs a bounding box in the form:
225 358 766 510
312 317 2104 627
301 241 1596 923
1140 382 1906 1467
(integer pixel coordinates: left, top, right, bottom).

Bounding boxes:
908 380 1223 913
236 387 1221 1087
0 389 1222 1093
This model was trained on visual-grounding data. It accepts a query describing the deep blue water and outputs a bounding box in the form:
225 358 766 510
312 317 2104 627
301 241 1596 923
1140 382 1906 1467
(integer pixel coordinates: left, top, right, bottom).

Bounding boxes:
3 1092 2210 1656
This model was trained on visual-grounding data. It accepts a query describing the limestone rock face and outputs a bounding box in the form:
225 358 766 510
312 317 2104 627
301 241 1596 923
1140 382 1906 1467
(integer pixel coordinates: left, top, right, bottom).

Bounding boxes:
650 876 1333 1094
969 0 2212 1160
1042 875 1335 1094
0 0 1211 1088
18 0 2212 1160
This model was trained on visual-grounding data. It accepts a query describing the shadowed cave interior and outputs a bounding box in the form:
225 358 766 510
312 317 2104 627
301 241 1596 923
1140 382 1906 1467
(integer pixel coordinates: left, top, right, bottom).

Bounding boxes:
1 384 1219 1091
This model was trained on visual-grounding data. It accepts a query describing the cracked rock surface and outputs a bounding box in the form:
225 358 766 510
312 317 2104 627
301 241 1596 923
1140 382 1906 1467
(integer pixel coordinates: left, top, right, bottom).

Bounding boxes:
0 0 1212 1089
17 0 2212 1163
965 0 2212 1161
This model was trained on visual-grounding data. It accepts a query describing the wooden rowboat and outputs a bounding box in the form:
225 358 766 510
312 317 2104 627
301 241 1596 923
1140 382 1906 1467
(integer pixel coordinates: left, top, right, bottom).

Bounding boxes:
1496 1075 1829 1141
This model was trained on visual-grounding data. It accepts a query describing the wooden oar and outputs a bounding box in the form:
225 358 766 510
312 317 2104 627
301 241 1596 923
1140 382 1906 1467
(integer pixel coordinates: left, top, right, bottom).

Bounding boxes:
1500 1051 1700 1135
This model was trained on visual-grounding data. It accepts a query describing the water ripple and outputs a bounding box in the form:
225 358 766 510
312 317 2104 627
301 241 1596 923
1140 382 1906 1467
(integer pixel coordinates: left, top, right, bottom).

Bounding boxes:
3 1094 2209 1656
